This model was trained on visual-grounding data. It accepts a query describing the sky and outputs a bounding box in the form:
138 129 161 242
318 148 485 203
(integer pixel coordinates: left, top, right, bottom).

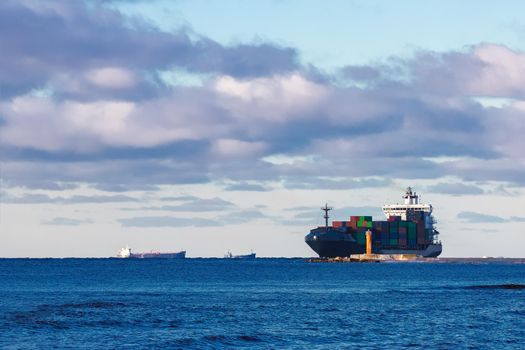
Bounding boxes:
1 0 524 258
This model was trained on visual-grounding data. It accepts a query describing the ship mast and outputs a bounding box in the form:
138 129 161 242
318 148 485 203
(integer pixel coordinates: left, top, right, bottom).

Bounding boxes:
321 203 332 229
403 186 419 205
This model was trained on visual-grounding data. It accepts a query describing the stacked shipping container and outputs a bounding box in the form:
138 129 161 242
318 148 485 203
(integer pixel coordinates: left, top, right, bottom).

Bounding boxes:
333 214 431 249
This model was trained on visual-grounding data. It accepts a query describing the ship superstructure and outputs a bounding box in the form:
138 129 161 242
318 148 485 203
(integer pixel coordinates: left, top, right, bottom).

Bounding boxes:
382 187 439 244
305 188 442 258
117 246 132 258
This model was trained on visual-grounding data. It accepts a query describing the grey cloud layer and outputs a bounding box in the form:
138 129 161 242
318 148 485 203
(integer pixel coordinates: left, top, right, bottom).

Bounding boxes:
121 197 235 212
118 209 271 227
4 193 137 204
457 211 525 223
44 217 94 226
1 1 525 192
427 183 485 196
0 1 298 98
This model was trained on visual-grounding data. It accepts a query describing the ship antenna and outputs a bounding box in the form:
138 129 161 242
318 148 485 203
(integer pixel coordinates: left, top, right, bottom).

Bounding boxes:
321 203 333 229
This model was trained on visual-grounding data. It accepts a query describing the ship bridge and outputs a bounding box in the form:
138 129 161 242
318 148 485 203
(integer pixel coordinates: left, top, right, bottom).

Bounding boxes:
382 187 433 223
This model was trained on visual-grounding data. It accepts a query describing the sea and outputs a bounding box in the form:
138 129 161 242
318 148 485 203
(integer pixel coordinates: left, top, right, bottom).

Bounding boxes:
1 258 524 349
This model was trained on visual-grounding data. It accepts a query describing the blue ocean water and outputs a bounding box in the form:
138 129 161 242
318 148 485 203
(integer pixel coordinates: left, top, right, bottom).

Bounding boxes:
1 259 524 349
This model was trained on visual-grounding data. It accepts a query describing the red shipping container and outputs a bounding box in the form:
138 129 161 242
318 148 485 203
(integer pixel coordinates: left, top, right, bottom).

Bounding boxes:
333 221 343 228
399 227 407 234
361 220 367 228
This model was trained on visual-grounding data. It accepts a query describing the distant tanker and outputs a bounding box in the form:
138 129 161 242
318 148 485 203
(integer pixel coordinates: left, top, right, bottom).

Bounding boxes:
305 187 442 258
117 246 186 259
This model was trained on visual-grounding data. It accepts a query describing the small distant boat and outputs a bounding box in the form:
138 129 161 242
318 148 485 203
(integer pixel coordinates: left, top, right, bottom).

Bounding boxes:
224 250 256 259
117 246 186 259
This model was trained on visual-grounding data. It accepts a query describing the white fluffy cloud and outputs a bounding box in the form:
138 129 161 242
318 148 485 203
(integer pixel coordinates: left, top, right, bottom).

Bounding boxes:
212 139 267 159
470 44 525 97
1 6 525 190
213 73 328 122
85 67 136 89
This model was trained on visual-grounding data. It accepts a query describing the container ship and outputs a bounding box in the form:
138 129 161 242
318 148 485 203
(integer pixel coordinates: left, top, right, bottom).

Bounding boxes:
305 187 442 258
117 246 186 259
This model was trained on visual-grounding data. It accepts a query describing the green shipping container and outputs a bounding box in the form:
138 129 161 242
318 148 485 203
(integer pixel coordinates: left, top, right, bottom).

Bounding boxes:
408 231 417 239
389 238 398 246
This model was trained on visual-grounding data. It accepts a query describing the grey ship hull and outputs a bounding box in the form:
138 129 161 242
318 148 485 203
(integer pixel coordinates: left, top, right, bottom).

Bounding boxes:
226 253 256 259
305 228 442 258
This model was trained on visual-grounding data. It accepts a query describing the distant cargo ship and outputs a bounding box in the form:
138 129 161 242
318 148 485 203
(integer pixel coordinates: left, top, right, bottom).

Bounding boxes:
117 246 186 259
224 250 256 259
305 187 442 258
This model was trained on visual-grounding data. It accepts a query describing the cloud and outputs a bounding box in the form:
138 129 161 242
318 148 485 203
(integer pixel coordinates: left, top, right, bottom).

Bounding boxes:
2 158 210 191
44 217 93 226
85 67 136 89
212 139 267 159
427 183 485 196
168 197 235 211
1 1 525 192
284 206 314 212
283 177 392 190
158 195 199 202
118 216 221 227
442 158 525 186
213 73 328 122
126 197 235 212
118 208 270 227
92 183 159 192
218 209 271 224
0 1 299 98
469 44 525 97
457 211 506 223
457 211 525 223
223 182 270 192
4 193 137 204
